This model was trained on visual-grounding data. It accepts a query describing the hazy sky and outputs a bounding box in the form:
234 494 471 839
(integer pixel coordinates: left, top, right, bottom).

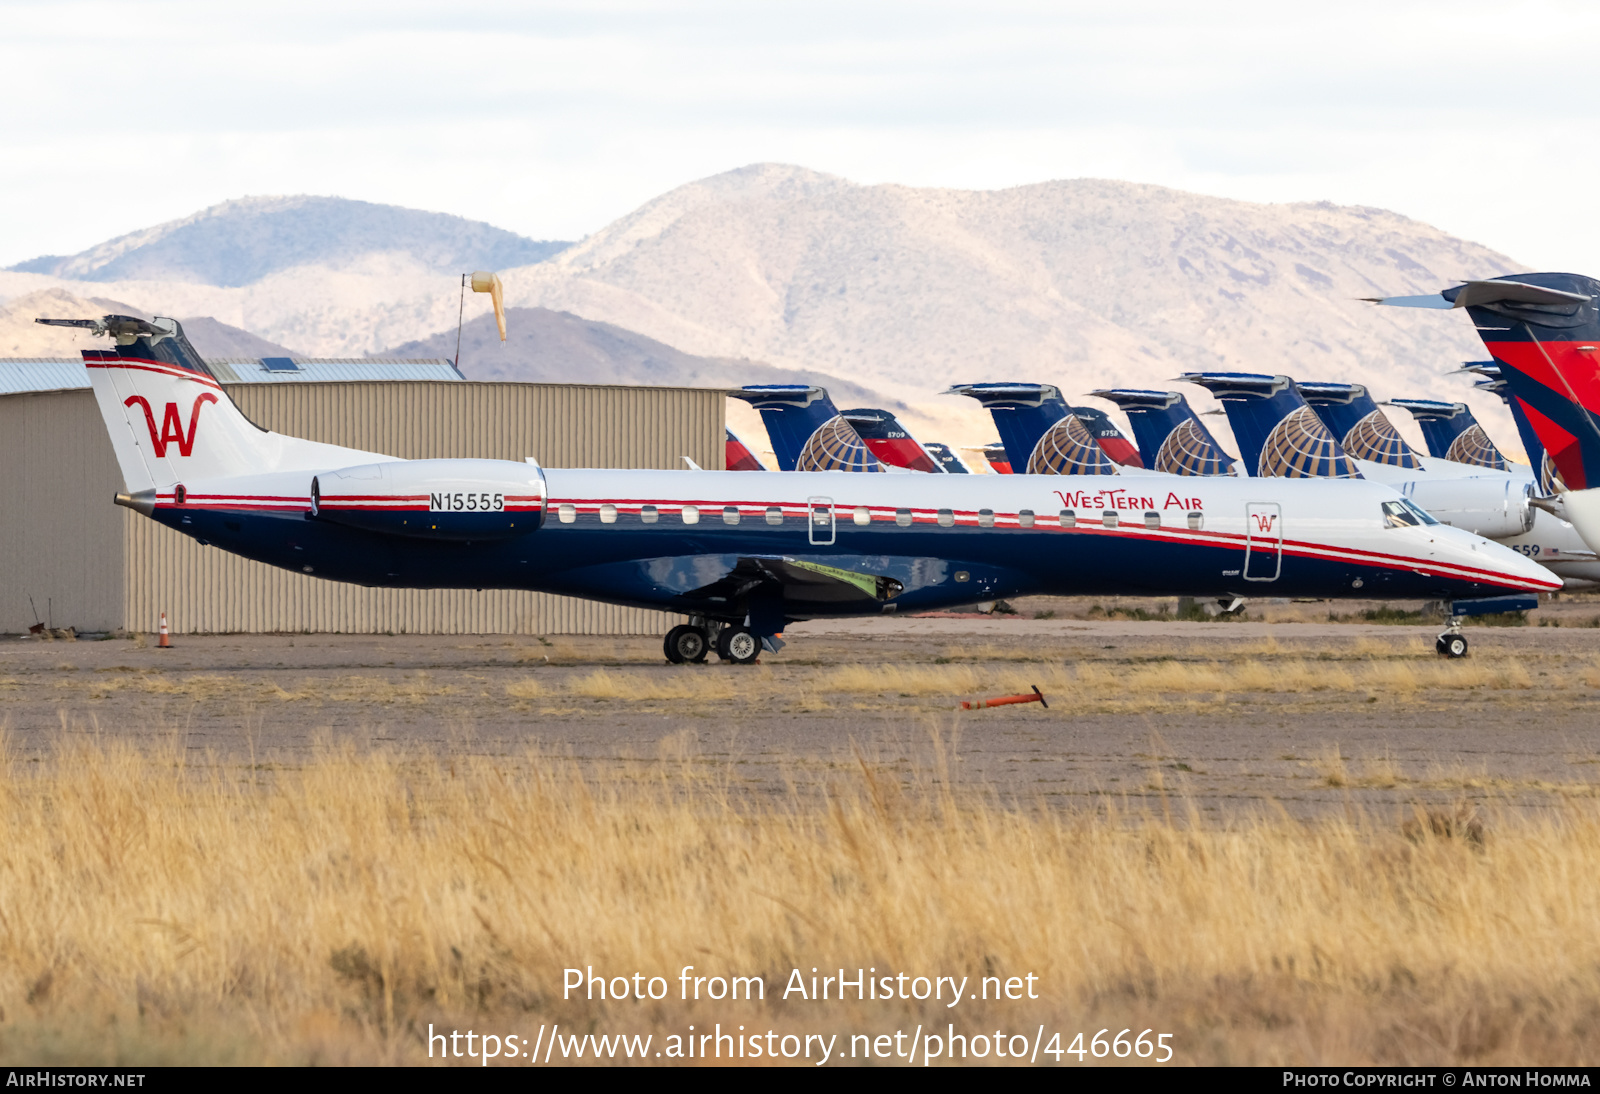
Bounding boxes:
2 0 1596 269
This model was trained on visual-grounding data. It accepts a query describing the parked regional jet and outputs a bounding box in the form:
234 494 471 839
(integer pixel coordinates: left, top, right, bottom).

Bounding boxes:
1368 273 1600 558
51 314 1556 662
1179 372 1596 587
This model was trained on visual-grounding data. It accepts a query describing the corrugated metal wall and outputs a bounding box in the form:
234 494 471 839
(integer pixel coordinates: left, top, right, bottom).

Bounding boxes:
0 390 127 632
3 383 723 635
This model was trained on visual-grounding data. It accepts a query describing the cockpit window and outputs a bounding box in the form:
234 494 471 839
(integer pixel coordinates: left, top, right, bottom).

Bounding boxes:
1382 499 1439 528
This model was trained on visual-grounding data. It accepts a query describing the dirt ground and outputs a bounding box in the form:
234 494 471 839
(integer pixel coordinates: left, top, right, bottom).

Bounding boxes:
8 594 1600 820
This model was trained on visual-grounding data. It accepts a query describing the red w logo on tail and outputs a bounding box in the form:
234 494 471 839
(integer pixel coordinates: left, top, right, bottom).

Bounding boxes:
1251 513 1277 533
124 393 218 457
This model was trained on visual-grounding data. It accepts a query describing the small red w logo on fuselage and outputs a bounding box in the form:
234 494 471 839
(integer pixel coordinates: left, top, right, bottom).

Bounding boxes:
124 393 218 457
1252 513 1277 533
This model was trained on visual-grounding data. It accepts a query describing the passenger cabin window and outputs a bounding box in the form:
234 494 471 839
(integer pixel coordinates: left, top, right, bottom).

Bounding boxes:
895 508 913 527
558 503 576 524
1187 511 1203 530
1143 511 1159 530
978 509 995 528
1383 499 1438 528
765 507 783 525
681 505 700 525
1059 509 1075 528
853 506 871 526
640 505 659 524
599 504 618 524
723 506 740 525
937 509 955 527
1018 509 1035 528
1101 511 1118 528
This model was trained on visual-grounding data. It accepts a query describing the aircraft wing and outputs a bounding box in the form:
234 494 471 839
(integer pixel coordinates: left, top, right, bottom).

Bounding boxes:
682 556 904 607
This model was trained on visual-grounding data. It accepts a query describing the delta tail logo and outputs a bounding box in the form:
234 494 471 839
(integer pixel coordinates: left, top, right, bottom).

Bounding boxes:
125 392 218 458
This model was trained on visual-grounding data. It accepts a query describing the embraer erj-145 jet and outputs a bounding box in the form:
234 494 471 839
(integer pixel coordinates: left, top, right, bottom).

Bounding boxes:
50 314 1557 662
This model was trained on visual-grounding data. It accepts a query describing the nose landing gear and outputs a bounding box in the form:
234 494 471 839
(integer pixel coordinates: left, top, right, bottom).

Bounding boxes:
1436 614 1468 659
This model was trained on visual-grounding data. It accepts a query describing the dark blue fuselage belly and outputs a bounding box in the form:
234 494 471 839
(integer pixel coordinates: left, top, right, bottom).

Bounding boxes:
162 507 1517 620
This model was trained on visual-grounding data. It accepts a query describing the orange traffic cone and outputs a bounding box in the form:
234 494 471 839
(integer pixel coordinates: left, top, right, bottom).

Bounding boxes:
157 612 171 649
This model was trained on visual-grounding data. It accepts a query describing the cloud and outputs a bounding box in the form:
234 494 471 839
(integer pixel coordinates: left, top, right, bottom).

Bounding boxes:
2 0 1596 268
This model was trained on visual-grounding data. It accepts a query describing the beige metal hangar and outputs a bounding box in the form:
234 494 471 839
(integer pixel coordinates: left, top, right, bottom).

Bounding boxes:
0 357 724 635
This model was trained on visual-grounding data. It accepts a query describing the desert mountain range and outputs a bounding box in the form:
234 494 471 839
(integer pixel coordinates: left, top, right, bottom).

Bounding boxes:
0 170 1529 454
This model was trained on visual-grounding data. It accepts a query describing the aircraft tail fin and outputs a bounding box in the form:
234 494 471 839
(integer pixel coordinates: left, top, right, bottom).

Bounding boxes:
725 428 767 471
41 314 385 502
1089 388 1235 475
839 408 940 472
920 441 971 473
1297 382 1424 469
1385 397 1510 470
1177 372 1362 479
977 441 1012 474
1460 365 1564 491
944 383 1069 470
728 385 884 472
1068 405 1143 467
1371 272 1600 489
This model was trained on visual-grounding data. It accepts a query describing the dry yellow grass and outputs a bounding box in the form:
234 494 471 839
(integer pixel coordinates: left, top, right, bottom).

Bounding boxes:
0 737 1596 1065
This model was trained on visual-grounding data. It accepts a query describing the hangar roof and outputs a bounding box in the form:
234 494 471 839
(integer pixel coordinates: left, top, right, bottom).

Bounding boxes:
0 357 464 394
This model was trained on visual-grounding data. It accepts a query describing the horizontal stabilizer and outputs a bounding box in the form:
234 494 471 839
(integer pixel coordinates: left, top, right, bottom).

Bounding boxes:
1365 281 1592 310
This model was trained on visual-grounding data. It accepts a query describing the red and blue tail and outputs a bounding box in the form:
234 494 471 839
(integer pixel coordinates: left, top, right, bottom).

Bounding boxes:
1371 273 1600 489
839 408 940 472
724 428 767 471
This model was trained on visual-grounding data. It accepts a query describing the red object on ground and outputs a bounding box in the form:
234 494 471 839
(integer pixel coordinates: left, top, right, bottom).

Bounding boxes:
960 686 1046 710
158 611 171 649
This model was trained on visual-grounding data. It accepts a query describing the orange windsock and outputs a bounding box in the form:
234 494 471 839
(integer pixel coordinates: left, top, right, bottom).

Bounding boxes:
471 271 506 341
960 685 1046 711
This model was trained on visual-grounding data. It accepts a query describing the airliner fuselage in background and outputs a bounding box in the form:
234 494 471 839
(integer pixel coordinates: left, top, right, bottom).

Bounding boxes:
60 315 1557 663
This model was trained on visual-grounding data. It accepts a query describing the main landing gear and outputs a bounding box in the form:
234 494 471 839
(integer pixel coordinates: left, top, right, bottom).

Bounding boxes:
716 626 761 665
663 624 710 664
1436 614 1468 659
662 619 763 665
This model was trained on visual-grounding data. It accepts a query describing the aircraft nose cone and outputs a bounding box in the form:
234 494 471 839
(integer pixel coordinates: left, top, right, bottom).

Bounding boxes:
1471 534 1562 593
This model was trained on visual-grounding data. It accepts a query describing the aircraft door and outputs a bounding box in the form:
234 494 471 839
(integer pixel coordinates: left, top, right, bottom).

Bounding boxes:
808 496 836 545
1243 502 1282 581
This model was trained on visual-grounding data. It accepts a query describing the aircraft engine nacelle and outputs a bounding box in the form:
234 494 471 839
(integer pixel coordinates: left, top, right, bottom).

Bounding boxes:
1404 477 1534 539
310 459 546 541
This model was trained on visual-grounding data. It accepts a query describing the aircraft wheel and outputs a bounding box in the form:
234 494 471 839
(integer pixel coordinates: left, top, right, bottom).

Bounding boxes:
663 625 709 664
1437 634 1468 659
716 626 761 665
